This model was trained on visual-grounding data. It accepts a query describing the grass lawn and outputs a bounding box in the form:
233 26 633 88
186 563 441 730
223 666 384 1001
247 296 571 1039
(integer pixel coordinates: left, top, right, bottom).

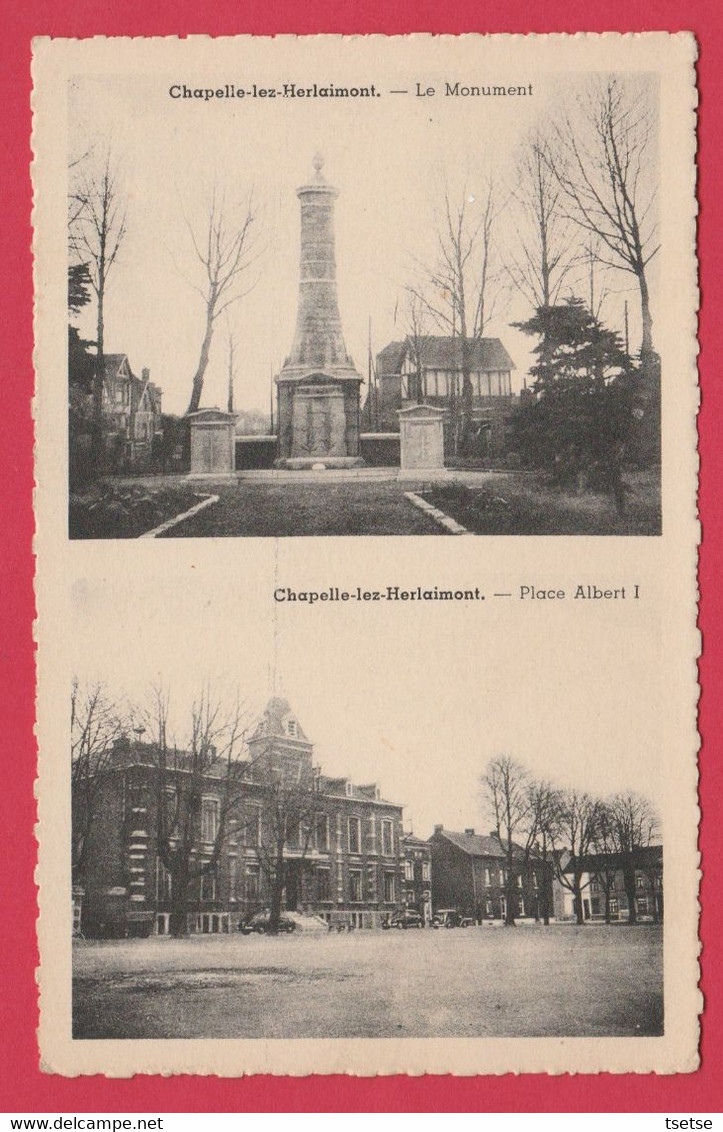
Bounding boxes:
72 923 662 1039
159 481 445 537
423 469 662 536
69 481 215 539
68 468 661 538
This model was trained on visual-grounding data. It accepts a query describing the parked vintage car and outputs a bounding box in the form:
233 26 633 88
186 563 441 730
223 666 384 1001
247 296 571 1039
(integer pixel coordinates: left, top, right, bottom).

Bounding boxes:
382 909 425 930
432 909 477 928
239 911 297 935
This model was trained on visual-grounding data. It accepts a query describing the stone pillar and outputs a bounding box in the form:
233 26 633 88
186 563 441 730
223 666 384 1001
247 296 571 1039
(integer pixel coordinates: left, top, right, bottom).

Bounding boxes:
397 404 447 474
275 155 363 467
187 409 236 475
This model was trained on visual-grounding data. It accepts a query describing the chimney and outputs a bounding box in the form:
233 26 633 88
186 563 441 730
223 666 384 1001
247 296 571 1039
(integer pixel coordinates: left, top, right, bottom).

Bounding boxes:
490 828 500 840
142 367 150 381
433 824 443 835
465 828 476 836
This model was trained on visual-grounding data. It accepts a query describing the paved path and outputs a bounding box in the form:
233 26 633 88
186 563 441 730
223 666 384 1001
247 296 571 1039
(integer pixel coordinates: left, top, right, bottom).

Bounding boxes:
160 481 447 537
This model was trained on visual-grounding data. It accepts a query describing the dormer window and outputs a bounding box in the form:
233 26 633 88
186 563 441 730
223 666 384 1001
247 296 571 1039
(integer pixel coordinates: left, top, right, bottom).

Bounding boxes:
288 719 296 737
345 781 353 797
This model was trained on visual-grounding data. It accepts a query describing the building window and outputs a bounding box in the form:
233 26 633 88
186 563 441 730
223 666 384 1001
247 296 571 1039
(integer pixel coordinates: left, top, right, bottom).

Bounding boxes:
404 859 414 881
229 856 237 900
532 872 539 890
484 867 492 886
500 897 507 920
288 719 296 736
637 897 649 916
401 374 409 399
200 868 217 903
243 806 261 847
317 868 331 902
349 870 363 902
162 786 177 833
485 900 493 916
636 873 645 890
517 896 525 916
156 858 172 902
499 869 505 886
124 778 146 822
609 897 619 919
422 862 430 882
201 797 220 843
381 820 394 856
348 816 361 854
383 871 396 903
516 874 523 888
315 813 329 851
245 865 260 902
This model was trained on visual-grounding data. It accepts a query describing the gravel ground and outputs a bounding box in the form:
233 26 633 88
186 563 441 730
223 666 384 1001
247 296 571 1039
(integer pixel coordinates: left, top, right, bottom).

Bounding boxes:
73 923 663 1040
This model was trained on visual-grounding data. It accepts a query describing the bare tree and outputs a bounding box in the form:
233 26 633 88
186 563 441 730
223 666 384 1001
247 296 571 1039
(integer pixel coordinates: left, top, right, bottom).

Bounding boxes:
71 679 126 884
547 790 602 924
481 755 532 926
590 801 620 923
247 737 320 933
607 791 660 925
147 686 249 938
551 75 659 359
183 188 260 415
505 131 577 312
70 150 128 472
414 179 503 453
403 288 431 404
524 779 561 924
226 327 237 415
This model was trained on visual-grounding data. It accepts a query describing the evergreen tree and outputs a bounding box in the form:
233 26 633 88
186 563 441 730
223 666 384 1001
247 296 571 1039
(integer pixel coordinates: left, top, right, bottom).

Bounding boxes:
512 298 635 513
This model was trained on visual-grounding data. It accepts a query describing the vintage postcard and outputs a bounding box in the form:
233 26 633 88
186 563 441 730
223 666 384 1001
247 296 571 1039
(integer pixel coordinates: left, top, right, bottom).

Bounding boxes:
32 33 700 1076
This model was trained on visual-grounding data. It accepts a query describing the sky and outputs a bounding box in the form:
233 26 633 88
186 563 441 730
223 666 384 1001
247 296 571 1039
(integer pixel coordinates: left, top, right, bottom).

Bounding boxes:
71 568 663 839
67 67 657 417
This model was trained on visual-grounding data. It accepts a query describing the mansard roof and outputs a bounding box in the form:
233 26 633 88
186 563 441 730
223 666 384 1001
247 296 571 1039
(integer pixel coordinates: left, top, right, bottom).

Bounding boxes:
251 696 310 742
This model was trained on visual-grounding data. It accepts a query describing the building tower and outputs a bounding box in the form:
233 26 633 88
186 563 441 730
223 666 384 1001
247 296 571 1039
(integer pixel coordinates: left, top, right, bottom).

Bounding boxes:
275 155 363 467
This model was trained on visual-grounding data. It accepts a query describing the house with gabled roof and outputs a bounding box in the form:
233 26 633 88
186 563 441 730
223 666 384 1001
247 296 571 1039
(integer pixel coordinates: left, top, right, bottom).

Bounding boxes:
102 354 163 470
364 335 518 457
428 824 553 923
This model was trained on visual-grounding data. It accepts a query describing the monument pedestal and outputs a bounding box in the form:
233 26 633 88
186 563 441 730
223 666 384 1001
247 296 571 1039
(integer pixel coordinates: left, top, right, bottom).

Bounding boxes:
397 404 447 476
187 408 236 476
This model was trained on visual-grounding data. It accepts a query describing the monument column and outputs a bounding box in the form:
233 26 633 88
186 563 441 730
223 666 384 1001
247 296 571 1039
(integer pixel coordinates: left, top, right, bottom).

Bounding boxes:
275 155 363 468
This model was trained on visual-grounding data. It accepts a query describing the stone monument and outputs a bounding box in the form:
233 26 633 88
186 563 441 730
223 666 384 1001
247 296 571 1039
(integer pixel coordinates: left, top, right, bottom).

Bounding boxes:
397 404 446 474
187 408 236 475
275 155 363 469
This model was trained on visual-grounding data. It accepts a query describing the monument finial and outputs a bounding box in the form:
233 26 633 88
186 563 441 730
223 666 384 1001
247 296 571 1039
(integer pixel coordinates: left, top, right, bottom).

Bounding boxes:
313 151 324 175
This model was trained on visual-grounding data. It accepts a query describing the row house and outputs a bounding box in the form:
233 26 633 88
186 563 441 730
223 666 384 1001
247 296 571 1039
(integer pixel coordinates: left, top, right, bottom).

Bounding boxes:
365 335 518 457
74 697 409 937
400 834 433 924
428 825 553 923
553 847 663 923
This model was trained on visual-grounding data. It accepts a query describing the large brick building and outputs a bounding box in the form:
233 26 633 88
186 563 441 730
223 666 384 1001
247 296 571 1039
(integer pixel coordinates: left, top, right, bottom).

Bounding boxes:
74 697 416 937
428 825 553 923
